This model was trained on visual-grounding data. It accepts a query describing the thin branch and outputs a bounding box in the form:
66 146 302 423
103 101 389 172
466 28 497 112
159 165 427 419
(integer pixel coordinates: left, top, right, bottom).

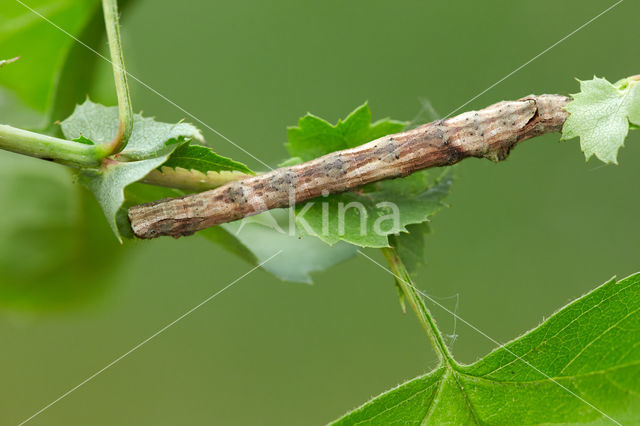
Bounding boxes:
129 94 570 239
102 0 133 155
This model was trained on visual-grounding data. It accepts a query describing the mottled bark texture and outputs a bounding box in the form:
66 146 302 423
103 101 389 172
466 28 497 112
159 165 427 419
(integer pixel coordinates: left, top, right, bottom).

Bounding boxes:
129 94 570 239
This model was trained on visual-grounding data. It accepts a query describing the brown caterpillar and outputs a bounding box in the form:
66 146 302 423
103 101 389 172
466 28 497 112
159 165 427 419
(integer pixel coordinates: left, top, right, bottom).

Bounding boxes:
129 94 569 239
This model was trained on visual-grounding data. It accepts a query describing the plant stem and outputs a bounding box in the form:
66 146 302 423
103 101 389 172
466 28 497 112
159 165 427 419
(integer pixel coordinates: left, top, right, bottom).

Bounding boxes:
102 0 133 155
0 124 104 167
381 247 455 366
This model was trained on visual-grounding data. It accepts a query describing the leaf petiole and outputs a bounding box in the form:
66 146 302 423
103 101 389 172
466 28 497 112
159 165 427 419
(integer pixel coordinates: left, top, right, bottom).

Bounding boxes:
381 247 455 366
101 0 133 156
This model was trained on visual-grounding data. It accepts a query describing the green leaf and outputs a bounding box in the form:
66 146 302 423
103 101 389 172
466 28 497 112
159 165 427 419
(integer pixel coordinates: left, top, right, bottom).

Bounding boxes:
286 103 407 161
60 100 206 241
0 0 139 132
296 169 453 247
0 150 123 311
0 0 100 129
162 143 253 175
562 76 640 164
333 273 640 424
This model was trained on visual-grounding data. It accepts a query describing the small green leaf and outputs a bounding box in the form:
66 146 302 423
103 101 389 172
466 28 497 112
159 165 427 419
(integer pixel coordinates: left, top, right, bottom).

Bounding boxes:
333 273 640 424
0 0 100 129
73 135 94 145
286 103 406 161
562 76 640 164
162 143 253 175
296 169 453 247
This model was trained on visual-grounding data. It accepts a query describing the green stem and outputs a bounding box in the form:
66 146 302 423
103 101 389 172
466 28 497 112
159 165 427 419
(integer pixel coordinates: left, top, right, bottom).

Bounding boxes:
0 124 105 167
102 0 133 155
381 247 455 366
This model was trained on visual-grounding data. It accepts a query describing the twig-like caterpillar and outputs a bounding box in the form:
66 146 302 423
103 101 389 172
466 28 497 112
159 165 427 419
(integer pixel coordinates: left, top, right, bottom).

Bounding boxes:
129 94 569 239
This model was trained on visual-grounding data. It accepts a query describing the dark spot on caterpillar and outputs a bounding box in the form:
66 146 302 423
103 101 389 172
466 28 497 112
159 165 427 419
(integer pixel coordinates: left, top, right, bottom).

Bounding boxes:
268 169 296 192
223 184 247 205
373 141 397 163
321 157 346 179
444 145 463 165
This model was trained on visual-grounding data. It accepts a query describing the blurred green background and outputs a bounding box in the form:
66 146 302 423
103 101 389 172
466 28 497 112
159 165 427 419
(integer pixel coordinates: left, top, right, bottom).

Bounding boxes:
1 0 639 424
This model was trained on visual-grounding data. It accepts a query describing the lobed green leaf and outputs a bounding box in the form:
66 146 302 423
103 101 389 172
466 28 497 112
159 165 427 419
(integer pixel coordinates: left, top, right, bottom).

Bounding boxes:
562 76 640 164
333 273 640 424
287 102 406 161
